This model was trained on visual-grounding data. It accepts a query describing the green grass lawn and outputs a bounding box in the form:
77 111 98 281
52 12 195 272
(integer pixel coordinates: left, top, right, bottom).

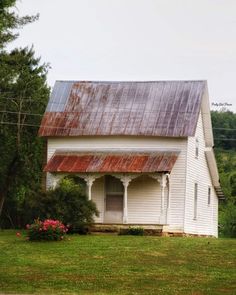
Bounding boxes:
0 231 235 295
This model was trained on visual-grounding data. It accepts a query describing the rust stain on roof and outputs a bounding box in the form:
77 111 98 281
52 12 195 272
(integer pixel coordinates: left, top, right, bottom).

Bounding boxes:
39 80 206 137
44 152 179 173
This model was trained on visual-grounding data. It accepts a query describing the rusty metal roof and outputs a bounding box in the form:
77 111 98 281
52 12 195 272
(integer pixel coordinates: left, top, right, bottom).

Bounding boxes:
39 80 206 137
44 151 179 173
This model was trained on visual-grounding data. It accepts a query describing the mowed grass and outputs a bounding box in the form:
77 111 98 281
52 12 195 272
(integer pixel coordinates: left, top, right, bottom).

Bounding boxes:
0 231 235 295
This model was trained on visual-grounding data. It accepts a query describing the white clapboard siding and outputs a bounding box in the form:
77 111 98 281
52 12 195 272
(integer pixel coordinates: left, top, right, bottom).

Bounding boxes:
47 136 187 228
47 136 186 161
127 175 162 224
184 111 218 237
212 192 219 237
91 175 168 224
91 176 105 223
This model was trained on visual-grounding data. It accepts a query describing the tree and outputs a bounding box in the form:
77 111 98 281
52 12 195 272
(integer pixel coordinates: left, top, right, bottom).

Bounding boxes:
211 111 236 237
0 1 50 227
0 0 38 49
211 110 236 150
229 172 236 198
219 201 236 238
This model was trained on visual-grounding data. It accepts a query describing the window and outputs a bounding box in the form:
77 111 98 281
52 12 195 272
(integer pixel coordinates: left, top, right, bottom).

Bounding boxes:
208 186 211 205
194 183 198 220
105 175 123 195
105 176 123 211
195 138 199 158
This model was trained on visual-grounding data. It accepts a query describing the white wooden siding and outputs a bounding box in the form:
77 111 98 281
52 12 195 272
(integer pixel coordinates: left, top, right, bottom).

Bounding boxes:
47 136 187 229
184 111 218 237
91 176 105 223
90 175 168 224
127 175 164 224
212 192 219 237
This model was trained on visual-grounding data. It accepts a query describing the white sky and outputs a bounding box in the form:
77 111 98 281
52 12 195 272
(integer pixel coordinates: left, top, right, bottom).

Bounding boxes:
10 0 236 112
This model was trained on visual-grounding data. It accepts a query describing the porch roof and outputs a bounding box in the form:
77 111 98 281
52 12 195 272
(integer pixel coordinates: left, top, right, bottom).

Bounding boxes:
44 151 179 173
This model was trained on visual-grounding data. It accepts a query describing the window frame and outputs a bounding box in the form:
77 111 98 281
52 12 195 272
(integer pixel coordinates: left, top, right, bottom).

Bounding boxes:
193 183 198 220
207 186 211 206
195 138 199 159
105 175 124 195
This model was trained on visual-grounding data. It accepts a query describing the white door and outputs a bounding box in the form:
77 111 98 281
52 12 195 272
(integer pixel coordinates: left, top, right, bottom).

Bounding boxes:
104 176 124 223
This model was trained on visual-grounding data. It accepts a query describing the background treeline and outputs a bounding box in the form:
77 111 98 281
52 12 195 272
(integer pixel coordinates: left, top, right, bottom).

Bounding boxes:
211 111 236 237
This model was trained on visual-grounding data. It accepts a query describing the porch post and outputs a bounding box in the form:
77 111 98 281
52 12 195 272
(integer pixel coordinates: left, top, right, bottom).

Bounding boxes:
166 173 170 224
87 181 92 201
123 182 128 224
49 173 65 189
160 173 167 224
84 175 95 200
120 176 131 224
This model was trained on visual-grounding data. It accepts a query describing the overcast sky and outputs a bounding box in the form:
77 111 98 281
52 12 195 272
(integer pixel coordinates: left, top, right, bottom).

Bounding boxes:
10 0 236 112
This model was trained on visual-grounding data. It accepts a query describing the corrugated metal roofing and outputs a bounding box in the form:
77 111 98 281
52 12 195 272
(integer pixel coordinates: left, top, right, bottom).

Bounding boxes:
44 151 179 173
39 80 206 137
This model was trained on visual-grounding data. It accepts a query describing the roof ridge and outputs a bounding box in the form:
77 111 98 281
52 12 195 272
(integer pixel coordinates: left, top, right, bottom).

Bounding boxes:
55 80 207 83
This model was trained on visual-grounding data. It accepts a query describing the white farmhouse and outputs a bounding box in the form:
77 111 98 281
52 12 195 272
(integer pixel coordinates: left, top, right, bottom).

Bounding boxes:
39 80 222 237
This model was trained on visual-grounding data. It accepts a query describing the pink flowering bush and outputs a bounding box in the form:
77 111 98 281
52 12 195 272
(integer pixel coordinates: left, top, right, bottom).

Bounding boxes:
27 219 68 241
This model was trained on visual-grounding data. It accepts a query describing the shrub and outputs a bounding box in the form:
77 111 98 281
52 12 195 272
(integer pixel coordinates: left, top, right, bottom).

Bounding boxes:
30 177 99 234
119 226 144 236
219 200 236 238
27 219 68 241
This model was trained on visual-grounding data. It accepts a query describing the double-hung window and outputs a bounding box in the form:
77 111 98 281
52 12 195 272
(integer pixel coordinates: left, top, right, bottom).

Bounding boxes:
195 138 199 158
208 186 211 206
194 183 198 220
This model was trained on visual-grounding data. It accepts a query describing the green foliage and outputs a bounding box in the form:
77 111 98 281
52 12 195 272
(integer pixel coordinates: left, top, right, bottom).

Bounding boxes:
27 219 68 241
0 47 50 228
229 172 236 197
0 0 38 48
214 150 236 237
211 111 236 237
211 110 236 150
119 226 144 236
214 149 236 198
219 201 236 238
30 178 99 234
0 0 50 228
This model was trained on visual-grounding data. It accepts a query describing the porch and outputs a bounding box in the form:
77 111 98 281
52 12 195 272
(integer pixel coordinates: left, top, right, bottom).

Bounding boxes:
44 150 179 226
48 173 170 225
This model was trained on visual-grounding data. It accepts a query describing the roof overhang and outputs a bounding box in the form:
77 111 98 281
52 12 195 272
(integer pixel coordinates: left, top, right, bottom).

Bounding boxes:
44 150 180 173
201 85 214 147
205 148 224 199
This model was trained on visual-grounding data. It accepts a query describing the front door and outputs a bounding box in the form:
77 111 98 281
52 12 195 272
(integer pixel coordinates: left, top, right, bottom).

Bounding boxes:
104 176 124 223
